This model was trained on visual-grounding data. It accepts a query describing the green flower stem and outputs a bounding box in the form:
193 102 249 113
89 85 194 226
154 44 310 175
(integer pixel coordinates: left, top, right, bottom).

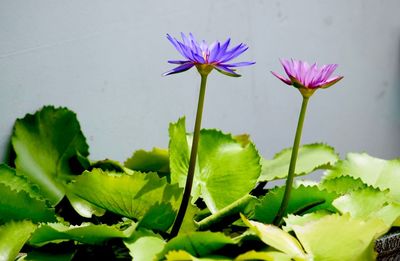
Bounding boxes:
170 74 209 238
197 194 255 231
273 96 310 225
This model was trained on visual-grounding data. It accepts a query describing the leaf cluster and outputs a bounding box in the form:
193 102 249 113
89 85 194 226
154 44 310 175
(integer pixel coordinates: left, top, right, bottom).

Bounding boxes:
1 106 400 260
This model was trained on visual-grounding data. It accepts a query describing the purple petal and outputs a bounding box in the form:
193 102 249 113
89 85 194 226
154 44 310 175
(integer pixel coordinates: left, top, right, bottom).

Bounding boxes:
271 71 292 85
176 41 195 61
180 32 191 47
163 62 194 76
167 34 187 58
220 61 255 67
191 50 205 63
215 64 240 76
168 60 190 64
214 38 231 61
208 42 220 62
219 44 248 63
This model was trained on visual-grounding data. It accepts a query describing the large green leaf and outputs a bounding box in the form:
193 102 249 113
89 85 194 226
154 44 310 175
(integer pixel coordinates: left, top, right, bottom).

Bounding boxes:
253 185 337 224
169 118 261 213
124 148 170 178
0 221 37 261
157 231 235 260
332 187 400 227
12 106 89 205
137 202 176 232
0 183 56 223
65 193 106 218
17 249 75 261
285 213 388 261
68 169 182 221
0 164 43 200
320 175 367 194
0 164 56 223
29 222 135 246
259 143 338 182
123 229 166 261
323 153 400 201
241 215 308 261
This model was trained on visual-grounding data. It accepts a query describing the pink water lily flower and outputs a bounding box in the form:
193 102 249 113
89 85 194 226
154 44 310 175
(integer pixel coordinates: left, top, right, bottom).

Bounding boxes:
271 59 343 90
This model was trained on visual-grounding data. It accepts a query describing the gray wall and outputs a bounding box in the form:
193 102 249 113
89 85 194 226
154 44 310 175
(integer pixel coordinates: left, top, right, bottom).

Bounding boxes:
1 0 400 164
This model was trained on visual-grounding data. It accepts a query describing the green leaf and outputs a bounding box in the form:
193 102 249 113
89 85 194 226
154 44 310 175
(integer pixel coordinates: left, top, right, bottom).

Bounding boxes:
320 176 367 194
157 231 235 260
124 148 170 178
165 250 230 261
137 202 176 232
0 221 37 261
90 159 126 173
29 222 135 246
253 185 338 224
0 183 56 223
18 249 75 261
68 169 182 220
179 199 201 234
234 250 291 261
123 229 165 261
0 164 43 200
0 164 56 223
285 213 388 261
215 67 241 77
259 143 338 182
241 215 307 260
169 118 261 213
65 193 106 218
323 153 400 201
332 187 400 227
12 106 89 205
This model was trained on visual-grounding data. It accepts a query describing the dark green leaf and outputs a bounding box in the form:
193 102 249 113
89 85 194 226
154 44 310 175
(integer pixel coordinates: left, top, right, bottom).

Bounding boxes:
137 202 176 232
124 148 170 178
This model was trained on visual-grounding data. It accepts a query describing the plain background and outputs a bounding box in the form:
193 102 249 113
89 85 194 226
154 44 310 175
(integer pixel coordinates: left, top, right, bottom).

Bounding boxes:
1 1 399 167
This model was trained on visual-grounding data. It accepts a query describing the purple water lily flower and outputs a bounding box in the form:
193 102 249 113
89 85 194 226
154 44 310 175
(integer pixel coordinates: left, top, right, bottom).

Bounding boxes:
164 33 255 77
271 59 343 90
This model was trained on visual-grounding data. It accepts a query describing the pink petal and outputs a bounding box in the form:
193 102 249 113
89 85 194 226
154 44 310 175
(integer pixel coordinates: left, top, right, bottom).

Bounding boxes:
271 71 292 85
316 76 343 89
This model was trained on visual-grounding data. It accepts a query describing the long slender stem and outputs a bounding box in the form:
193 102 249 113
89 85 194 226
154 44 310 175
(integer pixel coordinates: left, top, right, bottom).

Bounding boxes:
273 96 309 225
170 74 208 237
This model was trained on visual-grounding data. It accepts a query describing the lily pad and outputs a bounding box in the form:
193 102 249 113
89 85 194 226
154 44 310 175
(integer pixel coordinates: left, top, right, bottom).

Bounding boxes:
259 143 338 182
68 169 182 221
12 106 89 205
169 118 261 213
